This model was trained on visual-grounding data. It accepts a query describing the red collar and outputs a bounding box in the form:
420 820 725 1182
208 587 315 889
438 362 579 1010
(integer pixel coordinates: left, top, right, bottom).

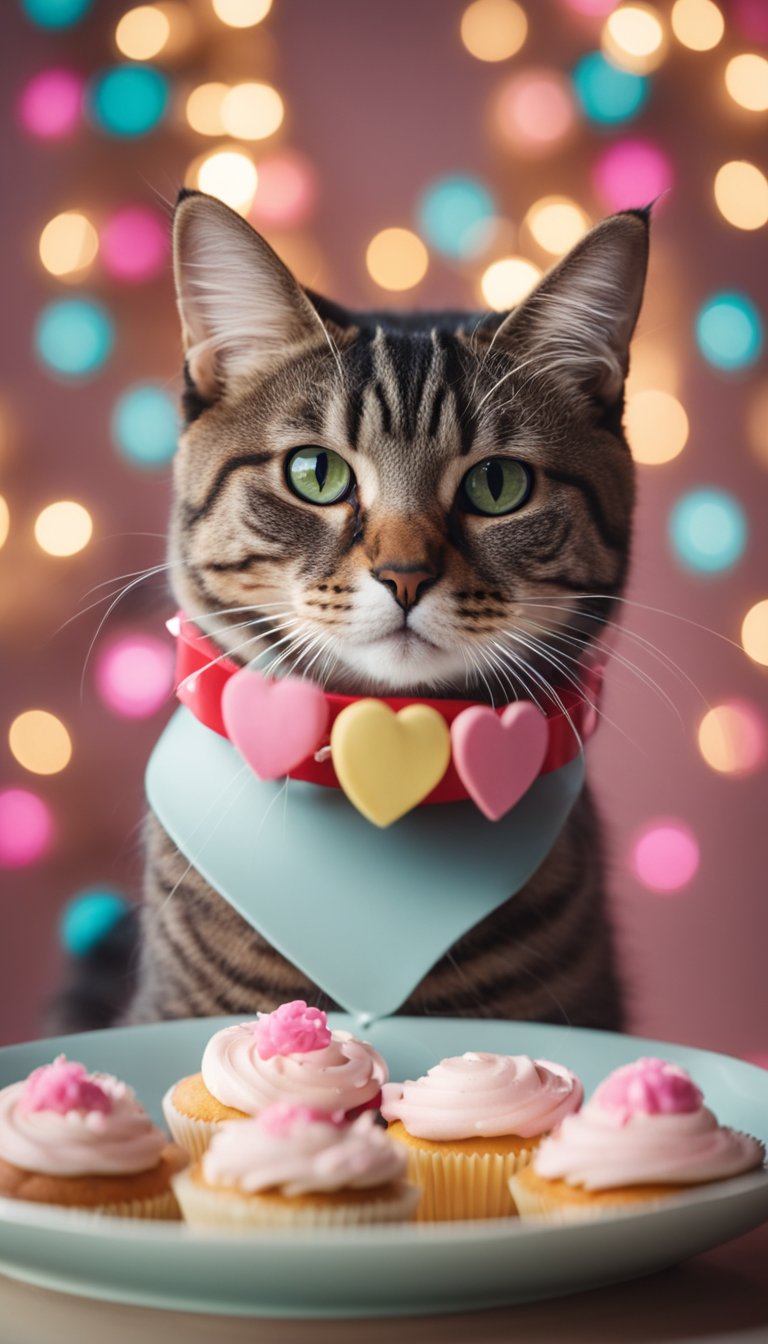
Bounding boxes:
171 614 601 805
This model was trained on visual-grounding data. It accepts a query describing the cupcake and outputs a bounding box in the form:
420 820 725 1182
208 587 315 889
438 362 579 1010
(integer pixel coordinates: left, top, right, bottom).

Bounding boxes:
0 1056 185 1219
172 1102 420 1229
509 1057 766 1222
381 1052 583 1221
163 1000 388 1159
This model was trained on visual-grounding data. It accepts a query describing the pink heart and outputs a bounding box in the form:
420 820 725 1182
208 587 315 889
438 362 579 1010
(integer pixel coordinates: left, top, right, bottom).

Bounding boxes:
221 669 329 781
451 702 549 821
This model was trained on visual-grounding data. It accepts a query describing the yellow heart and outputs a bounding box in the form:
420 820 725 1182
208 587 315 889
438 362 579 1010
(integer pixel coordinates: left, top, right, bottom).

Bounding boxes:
330 701 451 828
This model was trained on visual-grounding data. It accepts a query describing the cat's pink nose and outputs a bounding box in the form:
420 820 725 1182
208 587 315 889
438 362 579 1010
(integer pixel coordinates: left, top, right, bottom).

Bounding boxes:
375 567 437 612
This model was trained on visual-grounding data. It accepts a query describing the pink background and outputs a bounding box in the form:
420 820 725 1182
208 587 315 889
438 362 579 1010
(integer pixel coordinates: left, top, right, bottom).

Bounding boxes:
1 0 766 1060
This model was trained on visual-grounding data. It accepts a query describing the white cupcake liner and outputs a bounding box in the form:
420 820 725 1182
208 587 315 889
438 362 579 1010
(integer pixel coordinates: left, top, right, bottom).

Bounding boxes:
172 1170 420 1229
401 1144 531 1222
161 1084 223 1161
508 1174 649 1223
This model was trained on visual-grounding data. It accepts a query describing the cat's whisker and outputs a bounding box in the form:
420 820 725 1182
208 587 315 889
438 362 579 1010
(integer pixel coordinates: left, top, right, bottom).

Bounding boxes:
491 639 583 749
57 564 173 638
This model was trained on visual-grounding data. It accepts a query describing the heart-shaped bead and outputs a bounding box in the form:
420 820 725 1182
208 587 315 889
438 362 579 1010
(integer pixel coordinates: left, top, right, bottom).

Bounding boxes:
331 701 451 827
221 668 329 781
451 702 549 821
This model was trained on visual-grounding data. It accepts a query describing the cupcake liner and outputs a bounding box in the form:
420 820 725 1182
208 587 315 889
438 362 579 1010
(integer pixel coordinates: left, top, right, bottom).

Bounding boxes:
404 1146 531 1222
172 1170 420 1229
162 1085 221 1161
89 1189 181 1221
508 1174 609 1223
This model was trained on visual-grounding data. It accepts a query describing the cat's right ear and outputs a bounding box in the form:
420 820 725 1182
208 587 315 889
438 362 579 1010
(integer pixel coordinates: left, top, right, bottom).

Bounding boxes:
173 189 323 401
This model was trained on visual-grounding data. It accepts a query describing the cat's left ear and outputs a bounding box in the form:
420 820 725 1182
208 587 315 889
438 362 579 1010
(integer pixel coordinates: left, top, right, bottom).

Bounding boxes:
495 209 650 406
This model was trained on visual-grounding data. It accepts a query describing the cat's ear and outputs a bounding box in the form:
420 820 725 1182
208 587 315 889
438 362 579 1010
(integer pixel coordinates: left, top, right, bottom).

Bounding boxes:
173 189 324 400
495 210 650 405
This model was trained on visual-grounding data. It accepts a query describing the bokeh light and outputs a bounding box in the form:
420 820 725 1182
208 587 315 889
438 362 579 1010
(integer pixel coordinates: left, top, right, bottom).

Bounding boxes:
18 69 83 139
713 161 768 231
38 211 98 279
524 196 590 255
95 634 175 718
190 148 258 212
698 701 767 777
480 256 542 308
60 888 130 956
115 5 170 59
366 228 429 291
592 138 673 212
9 710 72 776
725 53 768 112
185 82 228 136
418 176 496 260
670 0 724 50
100 206 168 282
746 384 768 467
34 500 93 557
0 496 9 551
35 298 114 378
741 599 768 666
495 68 575 153
625 389 689 464
88 65 169 137
460 0 528 62
695 292 763 371
21 0 92 27
572 51 649 124
626 338 681 395
669 487 747 574
112 383 178 467
632 819 700 892
602 3 667 74
562 0 618 14
249 151 317 227
0 790 54 869
220 82 284 141
211 0 272 26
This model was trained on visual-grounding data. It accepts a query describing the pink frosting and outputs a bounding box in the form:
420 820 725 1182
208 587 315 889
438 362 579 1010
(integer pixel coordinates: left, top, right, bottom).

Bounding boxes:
253 1001 332 1060
380 1053 583 1140
20 1058 112 1116
533 1059 765 1190
202 1106 406 1196
0 1058 167 1177
201 1021 388 1116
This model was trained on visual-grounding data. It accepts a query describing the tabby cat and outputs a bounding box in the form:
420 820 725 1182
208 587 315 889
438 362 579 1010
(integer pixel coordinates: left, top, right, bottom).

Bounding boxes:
68 190 651 1033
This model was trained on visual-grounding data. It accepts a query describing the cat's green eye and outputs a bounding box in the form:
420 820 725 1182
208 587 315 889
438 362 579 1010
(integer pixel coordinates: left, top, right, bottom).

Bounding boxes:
461 458 532 517
286 447 353 506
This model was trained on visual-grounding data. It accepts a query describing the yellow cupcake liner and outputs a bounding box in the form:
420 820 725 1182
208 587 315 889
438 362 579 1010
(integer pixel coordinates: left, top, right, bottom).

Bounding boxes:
91 1189 181 1220
161 1085 222 1161
508 1174 609 1223
172 1171 420 1230
403 1146 531 1222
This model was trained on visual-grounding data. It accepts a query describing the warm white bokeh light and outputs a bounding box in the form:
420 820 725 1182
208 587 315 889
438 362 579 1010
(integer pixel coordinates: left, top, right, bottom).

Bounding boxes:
460 0 528 62
625 390 689 465
746 384 768 468
725 54 768 112
186 83 229 136
480 256 541 309
39 212 99 278
366 228 429 291
192 148 258 212
714 161 768 230
0 495 9 551
211 0 272 27
741 600 768 667
670 0 724 51
115 5 170 60
220 82 284 140
698 702 767 777
626 340 680 396
34 501 93 557
524 196 590 255
603 3 667 74
9 710 72 777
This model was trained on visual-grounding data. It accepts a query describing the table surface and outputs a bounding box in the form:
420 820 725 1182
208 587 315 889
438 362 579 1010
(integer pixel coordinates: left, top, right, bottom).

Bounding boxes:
1 1220 766 1344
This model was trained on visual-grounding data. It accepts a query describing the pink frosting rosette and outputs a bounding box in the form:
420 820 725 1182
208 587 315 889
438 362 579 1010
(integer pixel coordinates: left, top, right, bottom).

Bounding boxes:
380 1053 583 1140
533 1058 765 1190
202 1103 407 1196
201 1002 387 1117
0 1057 167 1177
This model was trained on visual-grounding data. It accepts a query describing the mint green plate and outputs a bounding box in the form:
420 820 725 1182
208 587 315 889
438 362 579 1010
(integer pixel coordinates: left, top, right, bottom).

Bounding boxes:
0 1018 766 1318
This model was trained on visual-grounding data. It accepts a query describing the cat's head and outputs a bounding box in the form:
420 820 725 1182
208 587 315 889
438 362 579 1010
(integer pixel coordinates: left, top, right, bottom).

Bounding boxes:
170 190 648 700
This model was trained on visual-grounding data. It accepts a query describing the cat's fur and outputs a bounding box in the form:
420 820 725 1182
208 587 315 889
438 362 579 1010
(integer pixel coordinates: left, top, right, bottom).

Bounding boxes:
61 192 650 1033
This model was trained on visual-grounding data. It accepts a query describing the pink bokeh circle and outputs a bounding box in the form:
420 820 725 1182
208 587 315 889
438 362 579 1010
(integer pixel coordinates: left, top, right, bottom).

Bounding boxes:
249 151 318 228
561 0 618 13
592 139 674 213
95 634 174 718
100 207 169 283
18 68 83 140
0 789 54 868
495 69 575 155
632 819 700 893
